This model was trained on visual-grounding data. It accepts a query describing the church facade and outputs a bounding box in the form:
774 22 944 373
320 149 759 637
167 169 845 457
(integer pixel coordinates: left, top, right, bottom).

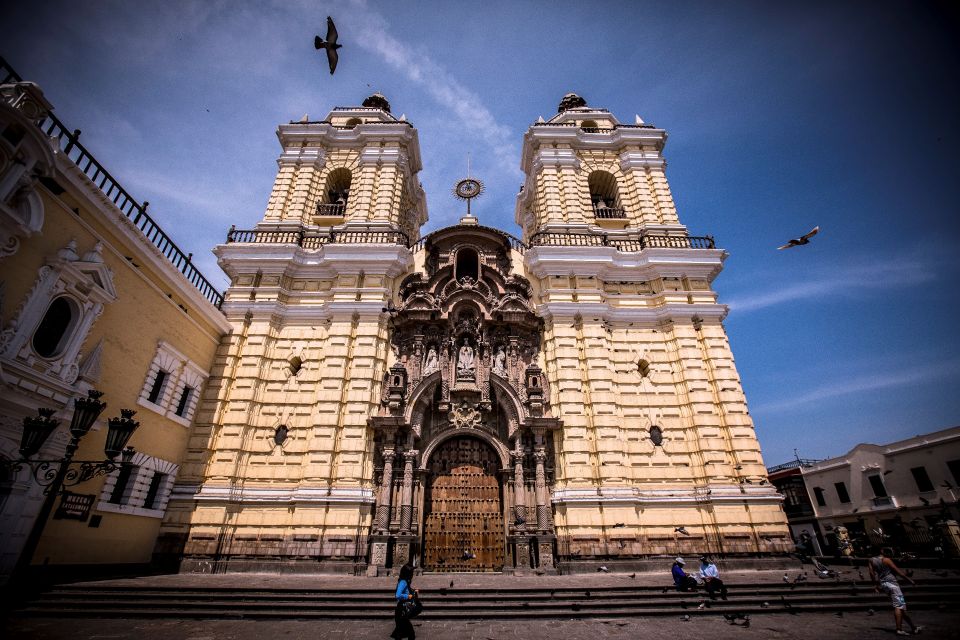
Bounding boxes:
156 92 792 574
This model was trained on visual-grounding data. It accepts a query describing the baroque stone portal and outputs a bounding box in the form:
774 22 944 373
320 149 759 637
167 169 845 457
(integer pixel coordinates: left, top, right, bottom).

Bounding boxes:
369 223 560 573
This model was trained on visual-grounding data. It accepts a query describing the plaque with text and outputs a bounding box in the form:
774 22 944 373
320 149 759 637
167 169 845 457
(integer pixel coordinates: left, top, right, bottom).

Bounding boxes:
54 492 95 521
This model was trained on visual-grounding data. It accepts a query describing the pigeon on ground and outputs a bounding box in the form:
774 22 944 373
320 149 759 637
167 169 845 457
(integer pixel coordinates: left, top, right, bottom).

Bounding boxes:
778 226 819 250
314 17 342 75
783 573 790 583
674 526 690 536
598 565 609 573
681 614 690 621
450 580 455 588
629 573 636 579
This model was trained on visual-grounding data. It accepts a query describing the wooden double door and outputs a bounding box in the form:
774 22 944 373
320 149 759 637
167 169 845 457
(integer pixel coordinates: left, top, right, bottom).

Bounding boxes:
422 437 504 572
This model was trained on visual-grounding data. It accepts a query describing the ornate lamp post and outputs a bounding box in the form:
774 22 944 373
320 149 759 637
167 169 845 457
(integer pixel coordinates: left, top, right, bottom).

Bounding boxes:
2 389 140 579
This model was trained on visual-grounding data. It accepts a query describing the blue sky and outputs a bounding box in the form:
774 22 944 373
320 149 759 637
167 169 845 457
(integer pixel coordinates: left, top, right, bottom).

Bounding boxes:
5 0 959 465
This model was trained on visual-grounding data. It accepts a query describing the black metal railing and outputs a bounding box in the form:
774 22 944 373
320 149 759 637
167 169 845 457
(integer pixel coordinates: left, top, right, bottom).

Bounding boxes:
1 57 224 309
581 127 614 133
226 225 410 248
528 230 716 251
593 206 626 219
411 226 527 254
767 459 823 474
316 202 346 216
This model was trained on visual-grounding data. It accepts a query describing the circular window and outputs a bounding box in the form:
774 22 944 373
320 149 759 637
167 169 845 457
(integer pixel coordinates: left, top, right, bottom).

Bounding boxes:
32 296 77 358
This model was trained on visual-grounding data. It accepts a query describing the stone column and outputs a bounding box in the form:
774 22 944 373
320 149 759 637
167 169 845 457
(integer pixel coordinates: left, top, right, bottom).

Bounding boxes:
400 449 418 533
534 448 550 531
375 446 396 532
512 449 527 531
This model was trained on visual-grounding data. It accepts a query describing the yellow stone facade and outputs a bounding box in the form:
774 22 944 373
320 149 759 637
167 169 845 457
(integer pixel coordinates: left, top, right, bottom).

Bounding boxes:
158 92 790 574
0 74 229 581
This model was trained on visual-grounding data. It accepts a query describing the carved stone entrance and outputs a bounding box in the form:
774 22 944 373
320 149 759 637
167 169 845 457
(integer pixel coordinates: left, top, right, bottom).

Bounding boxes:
423 437 504 572
367 223 561 575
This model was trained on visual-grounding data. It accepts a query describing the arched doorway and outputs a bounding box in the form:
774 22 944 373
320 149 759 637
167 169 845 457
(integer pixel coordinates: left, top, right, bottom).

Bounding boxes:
422 436 504 572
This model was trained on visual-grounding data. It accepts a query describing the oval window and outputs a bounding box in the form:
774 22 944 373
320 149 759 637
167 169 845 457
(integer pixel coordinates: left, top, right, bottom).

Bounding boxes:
274 424 289 446
32 296 76 358
649 425 664 446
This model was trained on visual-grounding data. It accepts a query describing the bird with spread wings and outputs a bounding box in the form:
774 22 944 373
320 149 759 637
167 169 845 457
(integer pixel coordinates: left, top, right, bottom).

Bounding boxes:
315 16 342 75
778 226 819 250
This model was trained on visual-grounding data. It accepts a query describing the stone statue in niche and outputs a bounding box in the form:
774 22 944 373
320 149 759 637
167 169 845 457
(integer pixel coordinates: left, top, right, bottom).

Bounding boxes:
457 339 475 378
492 347 507 377
423 346 439 375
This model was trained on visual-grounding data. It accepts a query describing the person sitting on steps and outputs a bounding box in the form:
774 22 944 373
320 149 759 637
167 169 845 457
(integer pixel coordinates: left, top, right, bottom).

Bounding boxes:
672 557 698 591
698 555 727 600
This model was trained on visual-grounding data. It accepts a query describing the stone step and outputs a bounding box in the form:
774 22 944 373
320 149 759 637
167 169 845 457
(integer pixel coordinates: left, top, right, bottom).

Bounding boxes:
14 599 955 620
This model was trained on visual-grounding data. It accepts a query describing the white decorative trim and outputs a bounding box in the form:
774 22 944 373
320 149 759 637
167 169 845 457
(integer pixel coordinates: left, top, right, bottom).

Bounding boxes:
96 451 179 519
136 340 208 426
170 483 376 506
525 245 727 281
551 485 783 507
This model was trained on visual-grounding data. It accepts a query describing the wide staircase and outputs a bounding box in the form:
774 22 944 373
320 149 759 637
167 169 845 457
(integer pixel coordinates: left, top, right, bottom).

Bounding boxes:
10 577 960 620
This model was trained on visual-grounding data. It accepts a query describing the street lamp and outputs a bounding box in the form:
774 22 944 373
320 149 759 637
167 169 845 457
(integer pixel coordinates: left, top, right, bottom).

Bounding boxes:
3 389 140 581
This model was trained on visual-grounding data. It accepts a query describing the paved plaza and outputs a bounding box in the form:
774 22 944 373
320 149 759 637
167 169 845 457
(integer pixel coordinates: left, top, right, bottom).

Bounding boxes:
3 569 959 639
6 611 960 640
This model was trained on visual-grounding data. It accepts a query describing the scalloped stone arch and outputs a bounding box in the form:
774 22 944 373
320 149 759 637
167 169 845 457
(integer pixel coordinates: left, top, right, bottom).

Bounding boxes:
404 371 526 439
418 428 510 472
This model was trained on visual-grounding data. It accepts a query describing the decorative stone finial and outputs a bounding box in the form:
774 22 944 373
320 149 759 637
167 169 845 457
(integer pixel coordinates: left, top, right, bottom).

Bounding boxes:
362 92 391 113
81 241 104 263
557 93 587 113
58 239 79 261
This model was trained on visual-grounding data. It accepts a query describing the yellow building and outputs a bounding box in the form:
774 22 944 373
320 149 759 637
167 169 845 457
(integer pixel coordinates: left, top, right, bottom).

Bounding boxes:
158 92 792 575
0 64 230 581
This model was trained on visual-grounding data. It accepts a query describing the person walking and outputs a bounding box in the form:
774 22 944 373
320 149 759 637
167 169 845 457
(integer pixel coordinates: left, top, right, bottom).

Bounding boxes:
672 557 697 591
391 563 419 640
869 547 922 636
698 555 727 600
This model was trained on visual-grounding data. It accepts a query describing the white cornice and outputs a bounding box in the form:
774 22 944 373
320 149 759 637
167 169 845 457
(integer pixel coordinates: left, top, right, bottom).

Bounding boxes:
277 123 423 173
214 243 414 280
526 245 727 281
170 483 376 506
520 126 668 174
552 485 782 507
221 299 388 324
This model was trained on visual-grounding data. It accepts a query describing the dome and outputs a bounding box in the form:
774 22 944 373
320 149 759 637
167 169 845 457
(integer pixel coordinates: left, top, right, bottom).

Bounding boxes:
557 93 587 113
362 92 391 113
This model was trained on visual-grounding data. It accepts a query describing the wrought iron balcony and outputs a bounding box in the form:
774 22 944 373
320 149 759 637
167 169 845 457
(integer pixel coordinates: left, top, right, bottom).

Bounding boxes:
581 127 614 133
316 202 346 216
528 230 715 251
593 206 626 219
226 225 410 248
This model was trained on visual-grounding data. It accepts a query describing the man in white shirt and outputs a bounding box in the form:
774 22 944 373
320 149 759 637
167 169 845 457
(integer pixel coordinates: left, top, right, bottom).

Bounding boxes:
699 556 727 600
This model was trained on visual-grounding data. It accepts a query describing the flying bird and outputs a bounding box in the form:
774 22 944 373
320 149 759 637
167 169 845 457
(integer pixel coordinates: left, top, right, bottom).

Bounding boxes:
778 226 819 250
674 526 690 536
314 17 342 75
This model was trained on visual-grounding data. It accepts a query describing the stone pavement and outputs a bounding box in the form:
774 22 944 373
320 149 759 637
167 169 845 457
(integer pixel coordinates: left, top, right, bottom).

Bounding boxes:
6 611 960 640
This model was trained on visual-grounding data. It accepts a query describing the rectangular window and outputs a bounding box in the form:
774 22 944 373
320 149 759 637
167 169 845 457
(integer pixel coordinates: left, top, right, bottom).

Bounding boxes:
834 481 851 504
911 466 934 492
109 464 135 504
948 459 960 487
147 370 168 404
174 386 193 417
813 487 827 507
143 472 166 510
868 474 888 498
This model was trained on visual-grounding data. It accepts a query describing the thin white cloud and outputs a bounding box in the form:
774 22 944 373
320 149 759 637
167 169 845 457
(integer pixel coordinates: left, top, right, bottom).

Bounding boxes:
751 358 960 413
726 256 936 313
348 1 518 176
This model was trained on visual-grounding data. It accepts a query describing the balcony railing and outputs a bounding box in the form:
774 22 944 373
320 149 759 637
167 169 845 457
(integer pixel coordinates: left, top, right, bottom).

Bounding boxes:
581 127 614 133
1 57 224 309
316 202 346 216
529 230 716 251
593 206 626 219
226 225 410 248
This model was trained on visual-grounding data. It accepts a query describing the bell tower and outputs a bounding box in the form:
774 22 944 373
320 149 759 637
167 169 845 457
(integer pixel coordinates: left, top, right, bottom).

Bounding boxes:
517 94 792 561
159 94 428 572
